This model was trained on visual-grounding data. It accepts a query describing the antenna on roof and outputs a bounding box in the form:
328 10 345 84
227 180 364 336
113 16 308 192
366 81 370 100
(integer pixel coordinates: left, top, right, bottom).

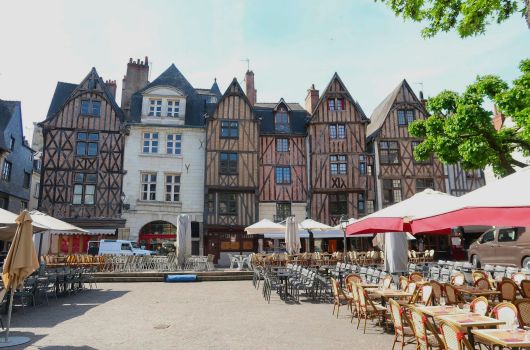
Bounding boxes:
241 58 250 71
414 82 424 92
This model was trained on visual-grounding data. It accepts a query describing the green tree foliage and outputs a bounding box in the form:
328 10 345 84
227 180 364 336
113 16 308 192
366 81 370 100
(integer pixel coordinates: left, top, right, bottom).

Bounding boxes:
377 0 529 38
409 59 530 176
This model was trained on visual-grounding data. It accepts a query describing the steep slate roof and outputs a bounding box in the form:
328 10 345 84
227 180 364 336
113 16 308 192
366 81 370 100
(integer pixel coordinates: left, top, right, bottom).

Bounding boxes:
366 80 404 138
210 79 221 96
310 72 369 123
367 79 425 138
254 99 309 136
128 64 216 127
44 68 125 123
45 82 77 120
0 100 16 150
254 102 306 111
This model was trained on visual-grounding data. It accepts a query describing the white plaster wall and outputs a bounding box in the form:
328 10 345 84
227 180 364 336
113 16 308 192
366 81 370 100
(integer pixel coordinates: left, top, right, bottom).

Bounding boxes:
122 125 205 241
258 202 307 222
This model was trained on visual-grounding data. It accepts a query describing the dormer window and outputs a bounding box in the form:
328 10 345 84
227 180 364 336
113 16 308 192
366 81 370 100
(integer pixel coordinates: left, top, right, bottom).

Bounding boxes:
274 111 290 132
167 100 180 117
149 99 162 116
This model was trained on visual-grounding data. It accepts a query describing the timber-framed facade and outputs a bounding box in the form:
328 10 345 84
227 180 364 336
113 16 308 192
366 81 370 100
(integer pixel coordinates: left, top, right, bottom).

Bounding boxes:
307 73 375 233
39 68 126 246
204 79 259 264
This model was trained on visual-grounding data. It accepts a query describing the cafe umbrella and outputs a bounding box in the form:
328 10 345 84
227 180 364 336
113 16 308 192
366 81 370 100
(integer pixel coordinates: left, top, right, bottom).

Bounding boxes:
0 211 39 347
175 214 191 269
285 217 301 255
411 166 530 233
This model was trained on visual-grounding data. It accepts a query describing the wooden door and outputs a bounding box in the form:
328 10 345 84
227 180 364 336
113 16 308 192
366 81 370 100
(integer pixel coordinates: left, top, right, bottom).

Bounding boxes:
206 236 220 263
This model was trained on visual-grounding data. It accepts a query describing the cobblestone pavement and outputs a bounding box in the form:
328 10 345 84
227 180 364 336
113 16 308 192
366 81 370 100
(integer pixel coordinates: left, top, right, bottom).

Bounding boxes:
5 281 396 349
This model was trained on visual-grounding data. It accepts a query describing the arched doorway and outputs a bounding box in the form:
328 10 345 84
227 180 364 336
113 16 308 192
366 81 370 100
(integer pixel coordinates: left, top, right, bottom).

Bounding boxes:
138 221 176 252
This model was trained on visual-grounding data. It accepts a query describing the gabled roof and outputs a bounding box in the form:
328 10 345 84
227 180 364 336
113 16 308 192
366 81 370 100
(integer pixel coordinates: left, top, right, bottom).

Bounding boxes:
218 78 254 109
310 72 369 123
254 99 309 136
44 68 124 123
128 64 218 127
367 79 424 138
140 64 195 96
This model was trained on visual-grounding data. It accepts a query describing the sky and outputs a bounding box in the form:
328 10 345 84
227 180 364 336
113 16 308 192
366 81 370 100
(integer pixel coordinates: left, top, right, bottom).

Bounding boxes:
1 0 529 143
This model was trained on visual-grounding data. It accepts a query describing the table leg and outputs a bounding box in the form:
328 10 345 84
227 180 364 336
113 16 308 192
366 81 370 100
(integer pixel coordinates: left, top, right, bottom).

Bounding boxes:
467 328 475 348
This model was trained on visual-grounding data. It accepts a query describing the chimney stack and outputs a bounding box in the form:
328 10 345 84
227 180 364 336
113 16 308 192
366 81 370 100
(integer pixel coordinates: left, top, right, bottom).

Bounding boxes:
105 80 117 99
245 70 256 105
419 90 428 109
305 84 319 113
121 56 150 115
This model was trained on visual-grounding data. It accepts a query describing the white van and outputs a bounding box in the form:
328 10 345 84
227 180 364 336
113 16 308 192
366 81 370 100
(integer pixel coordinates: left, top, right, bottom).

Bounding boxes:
88 240 154 256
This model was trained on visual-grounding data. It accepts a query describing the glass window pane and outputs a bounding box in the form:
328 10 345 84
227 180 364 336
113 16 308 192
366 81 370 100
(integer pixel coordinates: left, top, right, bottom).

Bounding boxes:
85 185 95 195
89 133 99 141
74 184 83 194
87 143 98 156
76 142 86 156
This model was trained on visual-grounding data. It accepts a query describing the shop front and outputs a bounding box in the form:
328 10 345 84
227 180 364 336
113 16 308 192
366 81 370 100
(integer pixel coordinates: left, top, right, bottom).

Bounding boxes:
138 221 177 252
205 231 256 266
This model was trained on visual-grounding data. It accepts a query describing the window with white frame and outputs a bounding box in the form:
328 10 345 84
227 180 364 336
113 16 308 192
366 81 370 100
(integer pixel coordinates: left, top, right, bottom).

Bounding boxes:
34 182 40 198
165 174 181 202
148 99 162 116
141 173 157 201
143 132 159 153
167 134 182 155
167 100 180 117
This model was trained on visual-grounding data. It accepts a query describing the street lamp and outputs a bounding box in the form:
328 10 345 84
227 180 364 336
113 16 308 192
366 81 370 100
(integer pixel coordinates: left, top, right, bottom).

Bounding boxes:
340 214 348 262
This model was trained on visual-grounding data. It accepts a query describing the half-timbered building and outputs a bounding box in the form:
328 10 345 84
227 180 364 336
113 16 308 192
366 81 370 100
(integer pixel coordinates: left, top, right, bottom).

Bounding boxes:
255 99 309 223
367 79 447 252
204 78 259 265
39 68 126 254
306 73 375 252
121 62 219 254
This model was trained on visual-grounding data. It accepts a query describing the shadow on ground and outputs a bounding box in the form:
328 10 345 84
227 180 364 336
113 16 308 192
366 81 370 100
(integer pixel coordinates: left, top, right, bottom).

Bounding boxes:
7 289 128 329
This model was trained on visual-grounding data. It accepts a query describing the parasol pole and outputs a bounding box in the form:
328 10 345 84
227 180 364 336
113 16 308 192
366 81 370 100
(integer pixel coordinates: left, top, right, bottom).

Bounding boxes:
4 289 14 341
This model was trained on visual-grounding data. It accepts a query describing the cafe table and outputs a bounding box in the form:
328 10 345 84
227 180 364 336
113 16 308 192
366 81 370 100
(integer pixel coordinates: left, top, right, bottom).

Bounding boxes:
454 285 501 298
416 305 467 317
436 313 505 346
372 289 412 306
471 329 530 350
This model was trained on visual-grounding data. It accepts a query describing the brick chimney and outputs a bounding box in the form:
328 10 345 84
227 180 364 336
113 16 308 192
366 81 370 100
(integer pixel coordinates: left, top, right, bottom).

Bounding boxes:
305 84 319 113
245 70 256 105
492 105 505 131
105 80 117 99
121 56 149 115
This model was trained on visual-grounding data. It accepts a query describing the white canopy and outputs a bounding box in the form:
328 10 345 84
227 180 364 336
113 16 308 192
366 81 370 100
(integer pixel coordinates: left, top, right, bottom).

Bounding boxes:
0 209 87 241
29 210 88 234
298 219 333 231
245 219 286 235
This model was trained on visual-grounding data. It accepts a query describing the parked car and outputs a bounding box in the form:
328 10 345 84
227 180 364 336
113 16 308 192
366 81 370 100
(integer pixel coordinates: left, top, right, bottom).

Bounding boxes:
88 240 155 256
468 227 530 268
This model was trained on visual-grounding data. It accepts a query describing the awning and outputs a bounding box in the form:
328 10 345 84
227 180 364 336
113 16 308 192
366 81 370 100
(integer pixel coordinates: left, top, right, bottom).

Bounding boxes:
264 232 373 239
49 228 116 236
